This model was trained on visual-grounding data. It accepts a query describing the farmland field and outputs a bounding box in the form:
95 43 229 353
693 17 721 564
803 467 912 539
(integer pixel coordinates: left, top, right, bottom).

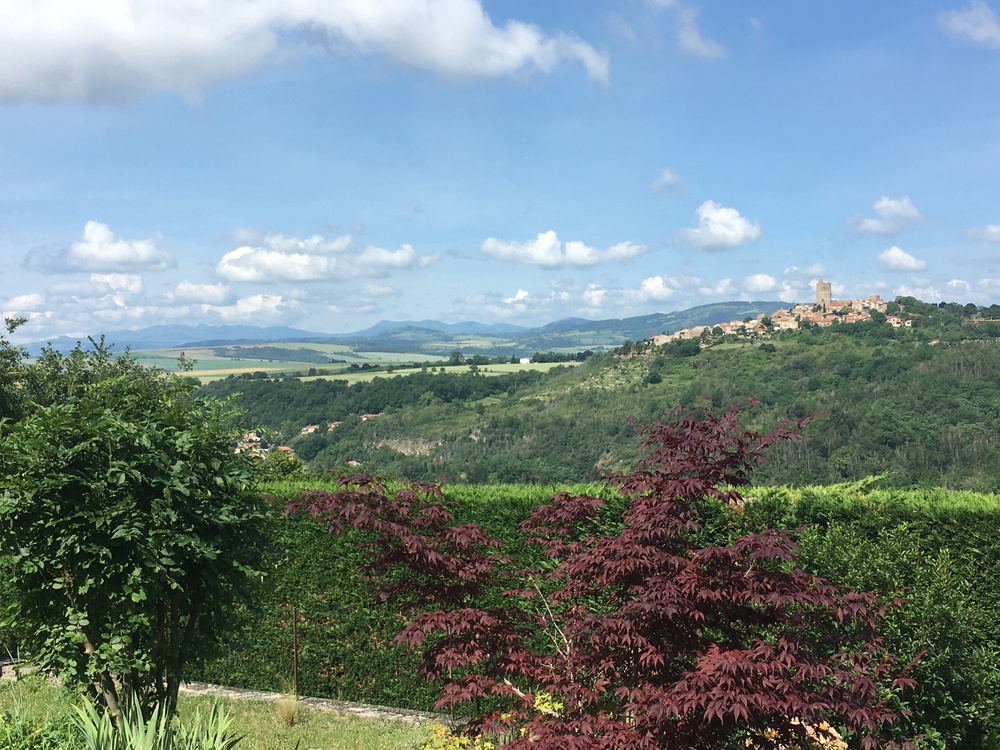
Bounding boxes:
129 345 575 383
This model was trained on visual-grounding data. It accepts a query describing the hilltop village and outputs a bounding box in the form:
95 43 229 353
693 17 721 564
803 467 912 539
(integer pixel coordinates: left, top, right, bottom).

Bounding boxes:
651 279 906 346
236 279 907 460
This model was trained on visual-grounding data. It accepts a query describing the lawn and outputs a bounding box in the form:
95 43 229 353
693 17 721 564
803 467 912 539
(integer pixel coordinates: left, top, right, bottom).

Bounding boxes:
0 674 430 750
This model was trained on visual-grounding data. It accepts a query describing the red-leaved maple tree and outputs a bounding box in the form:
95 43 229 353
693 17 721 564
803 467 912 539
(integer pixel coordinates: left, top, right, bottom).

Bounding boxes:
291 404 914 749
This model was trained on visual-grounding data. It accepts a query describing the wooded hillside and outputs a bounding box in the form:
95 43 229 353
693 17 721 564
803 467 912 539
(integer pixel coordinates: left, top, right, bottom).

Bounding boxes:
201 300 1000 490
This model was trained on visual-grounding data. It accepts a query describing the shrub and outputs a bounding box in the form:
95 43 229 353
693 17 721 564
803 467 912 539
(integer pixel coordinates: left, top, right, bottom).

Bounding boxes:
292 404 914 749
0 354 267 722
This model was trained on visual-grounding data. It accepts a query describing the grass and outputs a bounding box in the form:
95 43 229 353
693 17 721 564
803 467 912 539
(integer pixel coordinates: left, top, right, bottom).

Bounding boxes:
0 675 429 750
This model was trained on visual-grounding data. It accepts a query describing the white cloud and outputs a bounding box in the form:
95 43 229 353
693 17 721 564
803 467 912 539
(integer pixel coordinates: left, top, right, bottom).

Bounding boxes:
965 223 1000 242
636 276 678 301
2 293 49 322
67 221 174 272
851 196 923 236
216 232 432 281
743 273 777 293
480 231 646 267
677 200 762 249
217 245 330 282
879 246 927 272
582 284 606 307
650 167 683 193
167 281 231 304
645 1 723 58
4 293 46 311
676 6 724 58
361 283 396 297
0 0 608 104
204 293 298 323
475 286 572 320
91 273 143 293
895 283 943 301
939 1 1000 48
947 279 972 293
251 232 353 255
504 289 530 304
699 278 738 297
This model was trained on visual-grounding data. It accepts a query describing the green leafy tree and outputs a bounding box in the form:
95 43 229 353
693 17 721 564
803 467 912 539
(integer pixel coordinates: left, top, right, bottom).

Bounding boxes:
0 353 266 723
0 317 27 423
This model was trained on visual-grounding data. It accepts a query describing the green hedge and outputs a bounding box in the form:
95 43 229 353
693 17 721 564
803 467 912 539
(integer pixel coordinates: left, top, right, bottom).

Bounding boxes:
737 482 1000 750
194 479 1000 748
192 482 602 711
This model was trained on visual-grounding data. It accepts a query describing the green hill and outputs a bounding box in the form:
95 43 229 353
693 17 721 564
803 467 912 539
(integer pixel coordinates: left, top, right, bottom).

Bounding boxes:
201 302 1000 490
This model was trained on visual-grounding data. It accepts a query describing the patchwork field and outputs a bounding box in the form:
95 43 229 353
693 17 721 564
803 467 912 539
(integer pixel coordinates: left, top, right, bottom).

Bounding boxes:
130 345 574 383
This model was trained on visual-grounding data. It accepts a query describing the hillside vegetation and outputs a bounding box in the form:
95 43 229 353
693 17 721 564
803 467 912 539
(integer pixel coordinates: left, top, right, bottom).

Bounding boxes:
201 298 1000 490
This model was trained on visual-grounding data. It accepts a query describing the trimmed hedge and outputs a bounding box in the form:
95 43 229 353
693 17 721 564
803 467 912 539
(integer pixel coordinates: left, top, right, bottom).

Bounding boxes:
193 479 1000 748
192 483 603 711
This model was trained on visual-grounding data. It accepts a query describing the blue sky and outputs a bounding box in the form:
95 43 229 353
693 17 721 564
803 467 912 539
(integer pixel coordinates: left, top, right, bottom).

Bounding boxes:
3 0 1000 342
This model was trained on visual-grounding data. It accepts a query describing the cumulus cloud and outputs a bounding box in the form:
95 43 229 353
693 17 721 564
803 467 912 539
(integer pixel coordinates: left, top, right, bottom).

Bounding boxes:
58 221 174 272
4 293 46 311
635 276 680 301
743 273 777 293
216 232 433 281
0 0 609 104
965 224 1000 242
938 1 1000 48
1 293 49 322
167 281 231 304
480 231 646 267
203 293 298 323
699 278 738 297
948 279 973 293
650 167 684 193
91 273 143 293
676 6 724 58
851 196 923 236
472 286 572 320
879 246 927 272
677 200 762 249
582 284 606 307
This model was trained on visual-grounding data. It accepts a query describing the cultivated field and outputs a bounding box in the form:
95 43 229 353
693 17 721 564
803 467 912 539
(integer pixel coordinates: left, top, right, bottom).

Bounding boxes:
129 345 575 383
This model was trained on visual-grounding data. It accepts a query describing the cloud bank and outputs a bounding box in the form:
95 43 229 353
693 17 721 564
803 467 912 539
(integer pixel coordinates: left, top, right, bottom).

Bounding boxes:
216 232 435 282
0 0 609 104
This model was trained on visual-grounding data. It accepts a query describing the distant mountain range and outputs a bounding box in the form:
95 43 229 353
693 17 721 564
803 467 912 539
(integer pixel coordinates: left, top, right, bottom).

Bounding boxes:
23 300 790 356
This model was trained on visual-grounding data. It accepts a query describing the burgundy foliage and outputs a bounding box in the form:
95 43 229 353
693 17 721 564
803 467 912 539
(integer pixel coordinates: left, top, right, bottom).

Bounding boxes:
289 404 914 750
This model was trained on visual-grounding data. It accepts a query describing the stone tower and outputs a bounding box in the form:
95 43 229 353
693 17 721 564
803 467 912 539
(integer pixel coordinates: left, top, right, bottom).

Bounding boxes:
816 278 832 312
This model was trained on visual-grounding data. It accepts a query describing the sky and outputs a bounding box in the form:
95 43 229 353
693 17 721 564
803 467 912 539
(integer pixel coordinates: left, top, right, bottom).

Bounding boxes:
3 0 1000 342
